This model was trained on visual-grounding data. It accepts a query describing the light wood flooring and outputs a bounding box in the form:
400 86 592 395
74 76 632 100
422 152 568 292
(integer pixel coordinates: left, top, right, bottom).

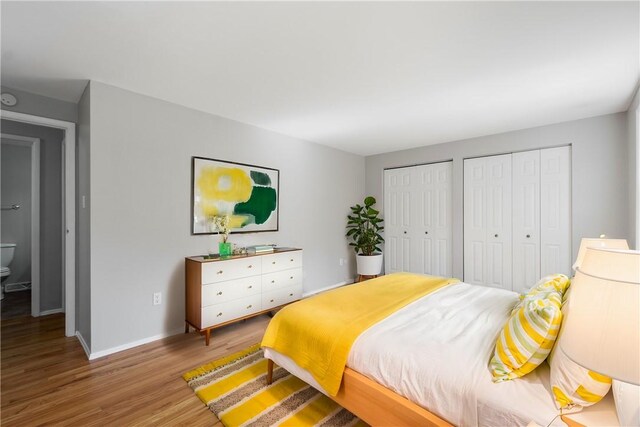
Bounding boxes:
1 312 272 426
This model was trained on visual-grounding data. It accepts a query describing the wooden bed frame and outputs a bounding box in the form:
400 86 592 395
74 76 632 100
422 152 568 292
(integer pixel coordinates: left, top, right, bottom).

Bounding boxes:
266 359 452 427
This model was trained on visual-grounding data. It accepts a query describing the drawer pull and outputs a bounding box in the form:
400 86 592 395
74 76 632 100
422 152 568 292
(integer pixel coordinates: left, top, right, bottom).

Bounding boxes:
217 291 223 296
217 312 223 317
247 265 253 268
272 261 276 265
271 280 275 284
246 304 252 309
290 276 293 279
290 258 294 262
217 270 224 274
270 299 274 303
289 293 293 297
248 285 253 289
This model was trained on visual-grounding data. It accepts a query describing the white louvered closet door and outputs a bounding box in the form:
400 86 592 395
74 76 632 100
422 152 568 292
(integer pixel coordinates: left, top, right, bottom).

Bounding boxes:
383 167 413 274
464 154 512 290
540 146 571 278
412 162 453 277
512 150 541 293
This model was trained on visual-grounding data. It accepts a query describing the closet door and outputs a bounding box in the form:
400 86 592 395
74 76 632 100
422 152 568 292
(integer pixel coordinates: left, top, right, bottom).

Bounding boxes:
384 167 413 274
512 150 541 293
540 146 571 277
413 162 452 277
464 157 488 285
464 154 512 290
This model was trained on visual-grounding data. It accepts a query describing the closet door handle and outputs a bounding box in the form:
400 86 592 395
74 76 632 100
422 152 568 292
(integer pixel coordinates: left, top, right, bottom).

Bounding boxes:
494 234 498 238
526 234 531 238
403 231 407 234
425 231 429 235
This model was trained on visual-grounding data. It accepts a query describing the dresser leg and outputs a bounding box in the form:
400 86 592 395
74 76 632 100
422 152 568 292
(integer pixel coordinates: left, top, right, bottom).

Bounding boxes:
205 329 211 346
267 359 274 385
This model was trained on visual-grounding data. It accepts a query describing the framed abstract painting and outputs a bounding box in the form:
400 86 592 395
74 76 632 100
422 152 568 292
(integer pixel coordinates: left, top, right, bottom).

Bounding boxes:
191 157 279 235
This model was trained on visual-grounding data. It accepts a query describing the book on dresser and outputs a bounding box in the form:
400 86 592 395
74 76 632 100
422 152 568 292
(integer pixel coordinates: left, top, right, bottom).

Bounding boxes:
184 248 303 345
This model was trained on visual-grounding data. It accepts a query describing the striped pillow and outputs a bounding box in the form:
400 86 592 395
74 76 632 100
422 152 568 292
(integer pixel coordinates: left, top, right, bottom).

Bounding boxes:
491 292 563 382
512 274 570 315
549 345 612 410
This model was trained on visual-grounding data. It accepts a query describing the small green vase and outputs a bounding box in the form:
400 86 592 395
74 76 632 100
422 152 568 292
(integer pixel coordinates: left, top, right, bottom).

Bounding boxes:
218 242 232 257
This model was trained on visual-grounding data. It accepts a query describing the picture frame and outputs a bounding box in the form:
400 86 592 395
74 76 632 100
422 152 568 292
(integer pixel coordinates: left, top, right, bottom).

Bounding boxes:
191 156 279 235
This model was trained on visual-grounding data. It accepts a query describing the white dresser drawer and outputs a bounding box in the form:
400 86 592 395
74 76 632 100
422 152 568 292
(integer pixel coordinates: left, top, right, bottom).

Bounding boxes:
201 257 261 284
201 294 262 328
262 251 303 274
201 276 261 307
262 268 302 292
262 285 302 310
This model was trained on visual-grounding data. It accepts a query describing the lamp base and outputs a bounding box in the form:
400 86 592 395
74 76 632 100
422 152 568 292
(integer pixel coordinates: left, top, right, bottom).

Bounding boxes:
612 380 640 426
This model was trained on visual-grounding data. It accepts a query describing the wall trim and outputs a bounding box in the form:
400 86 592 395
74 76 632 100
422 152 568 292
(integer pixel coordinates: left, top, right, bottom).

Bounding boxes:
87 328 184 360
76 331 91 359
303 281 350 298
39 308 64 316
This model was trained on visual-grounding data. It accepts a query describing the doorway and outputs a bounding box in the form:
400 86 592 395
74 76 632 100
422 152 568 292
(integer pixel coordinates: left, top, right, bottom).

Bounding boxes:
1 134 40 319
0 111 76 337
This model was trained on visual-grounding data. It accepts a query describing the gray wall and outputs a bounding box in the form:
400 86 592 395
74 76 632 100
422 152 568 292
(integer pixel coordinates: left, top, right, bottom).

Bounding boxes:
366 112 630 280
86 81 365 353
77 85 91 348
1 142 31 284
1 86 78 123
1 120 64 312
628 87 639 249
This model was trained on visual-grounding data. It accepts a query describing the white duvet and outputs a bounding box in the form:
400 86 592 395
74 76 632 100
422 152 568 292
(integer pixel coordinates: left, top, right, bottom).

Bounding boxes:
265 282 594 426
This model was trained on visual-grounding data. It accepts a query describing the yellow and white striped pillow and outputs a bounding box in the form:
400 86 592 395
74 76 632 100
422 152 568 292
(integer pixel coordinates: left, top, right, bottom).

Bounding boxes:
491 293 563 382
548 345 612 409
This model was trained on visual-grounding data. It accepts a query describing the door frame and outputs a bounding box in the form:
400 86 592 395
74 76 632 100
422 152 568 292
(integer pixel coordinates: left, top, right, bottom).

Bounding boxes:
1 133 41 316
1 110 76 337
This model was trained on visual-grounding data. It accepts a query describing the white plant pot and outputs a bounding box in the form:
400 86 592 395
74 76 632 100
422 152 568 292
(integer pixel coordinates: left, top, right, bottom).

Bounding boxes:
356 254 383 276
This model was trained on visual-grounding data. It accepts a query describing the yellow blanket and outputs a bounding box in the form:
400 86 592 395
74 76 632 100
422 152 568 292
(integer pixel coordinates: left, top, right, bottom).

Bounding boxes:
261 272 458 396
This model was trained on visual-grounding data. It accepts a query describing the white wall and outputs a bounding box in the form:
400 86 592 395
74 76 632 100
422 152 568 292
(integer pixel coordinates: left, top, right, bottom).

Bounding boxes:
85 81 364 354
77 84 91 347
366 113 630 280
627 87 639 249
1 142 31 284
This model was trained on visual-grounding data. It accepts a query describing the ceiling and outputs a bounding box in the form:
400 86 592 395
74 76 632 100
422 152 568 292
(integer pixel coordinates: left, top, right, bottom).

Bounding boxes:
1 2 638 156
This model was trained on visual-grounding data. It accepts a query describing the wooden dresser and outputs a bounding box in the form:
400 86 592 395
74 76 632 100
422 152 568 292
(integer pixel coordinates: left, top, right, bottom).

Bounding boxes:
185 248 303 345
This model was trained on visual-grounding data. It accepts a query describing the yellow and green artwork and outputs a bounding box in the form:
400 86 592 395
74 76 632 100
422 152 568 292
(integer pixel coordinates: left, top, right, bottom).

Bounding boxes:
192 157 279 234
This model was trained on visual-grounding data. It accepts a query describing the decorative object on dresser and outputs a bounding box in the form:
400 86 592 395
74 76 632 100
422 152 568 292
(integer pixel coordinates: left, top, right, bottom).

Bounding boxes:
191 156 279 235
185 248 302 345
209 215 232 257
346 196 384 281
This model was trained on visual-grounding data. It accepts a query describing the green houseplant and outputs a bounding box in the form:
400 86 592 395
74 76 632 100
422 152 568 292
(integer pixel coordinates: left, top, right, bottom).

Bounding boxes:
346 196 384 276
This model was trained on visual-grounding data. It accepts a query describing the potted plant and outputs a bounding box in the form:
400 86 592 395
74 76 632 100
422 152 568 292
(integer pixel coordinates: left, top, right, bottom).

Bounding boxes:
210 215 232 257
346 196 384 276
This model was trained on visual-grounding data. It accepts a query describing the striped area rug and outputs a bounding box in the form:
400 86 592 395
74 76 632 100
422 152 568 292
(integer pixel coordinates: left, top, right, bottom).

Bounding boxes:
183 344 366 427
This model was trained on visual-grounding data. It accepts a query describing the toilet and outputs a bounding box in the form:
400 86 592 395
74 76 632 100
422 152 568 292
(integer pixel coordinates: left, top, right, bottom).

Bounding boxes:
1 243 16 301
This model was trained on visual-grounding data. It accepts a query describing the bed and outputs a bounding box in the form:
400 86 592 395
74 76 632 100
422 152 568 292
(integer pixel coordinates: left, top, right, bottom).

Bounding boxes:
260 273 617 427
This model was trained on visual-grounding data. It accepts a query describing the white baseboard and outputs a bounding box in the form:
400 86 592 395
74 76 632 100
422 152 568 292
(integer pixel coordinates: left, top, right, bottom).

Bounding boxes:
87 328 184 360
76 331 91 359
39 308 64 316
303 280 351 298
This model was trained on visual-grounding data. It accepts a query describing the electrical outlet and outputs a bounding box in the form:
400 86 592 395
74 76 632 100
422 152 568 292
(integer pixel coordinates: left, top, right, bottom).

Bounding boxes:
339 258 345 266
153 292 162 305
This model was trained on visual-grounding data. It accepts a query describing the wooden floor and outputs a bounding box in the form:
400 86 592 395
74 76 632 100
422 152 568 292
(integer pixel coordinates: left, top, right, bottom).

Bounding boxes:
1 290 31 320
1 312 272 426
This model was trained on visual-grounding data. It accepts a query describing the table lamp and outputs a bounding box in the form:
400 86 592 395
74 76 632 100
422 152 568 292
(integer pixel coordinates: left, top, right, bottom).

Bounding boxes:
572 237 629 271
562 247 640 425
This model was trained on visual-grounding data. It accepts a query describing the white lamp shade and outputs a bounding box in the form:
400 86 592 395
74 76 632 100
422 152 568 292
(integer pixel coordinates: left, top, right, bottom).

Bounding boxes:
562 247 640 385
572 238 629 271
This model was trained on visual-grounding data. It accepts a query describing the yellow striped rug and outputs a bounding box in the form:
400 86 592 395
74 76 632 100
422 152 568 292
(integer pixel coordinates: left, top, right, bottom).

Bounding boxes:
183 344 367 427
